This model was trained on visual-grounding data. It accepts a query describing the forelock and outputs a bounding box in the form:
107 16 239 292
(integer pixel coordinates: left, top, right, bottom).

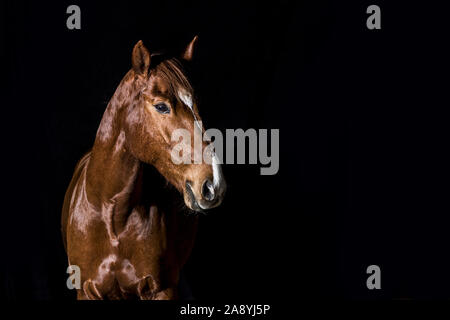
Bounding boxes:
154 58 193 100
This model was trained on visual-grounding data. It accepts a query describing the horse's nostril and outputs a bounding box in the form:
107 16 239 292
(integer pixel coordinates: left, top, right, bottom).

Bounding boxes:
202 179 215 201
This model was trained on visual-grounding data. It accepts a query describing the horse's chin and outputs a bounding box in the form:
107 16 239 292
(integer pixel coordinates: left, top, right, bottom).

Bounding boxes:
185 201 205 214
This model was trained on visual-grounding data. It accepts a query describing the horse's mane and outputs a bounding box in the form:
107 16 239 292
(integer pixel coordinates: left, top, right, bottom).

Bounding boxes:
152 55 193 98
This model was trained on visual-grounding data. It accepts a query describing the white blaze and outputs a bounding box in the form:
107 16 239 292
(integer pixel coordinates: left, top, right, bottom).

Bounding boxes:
178 88 225 195
178 89 193 109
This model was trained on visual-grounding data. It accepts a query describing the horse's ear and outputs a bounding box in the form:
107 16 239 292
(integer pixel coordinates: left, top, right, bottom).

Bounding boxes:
182 35 198 61
132 40 151 76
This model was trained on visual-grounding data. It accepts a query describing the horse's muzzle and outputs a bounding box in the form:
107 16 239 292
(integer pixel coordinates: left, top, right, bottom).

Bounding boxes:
185 178 226 212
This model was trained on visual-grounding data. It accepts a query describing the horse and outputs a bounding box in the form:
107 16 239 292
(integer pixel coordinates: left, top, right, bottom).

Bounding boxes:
61 36 226 300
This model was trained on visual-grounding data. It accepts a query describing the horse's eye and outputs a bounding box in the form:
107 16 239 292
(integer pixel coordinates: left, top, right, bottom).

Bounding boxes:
154 103 170 114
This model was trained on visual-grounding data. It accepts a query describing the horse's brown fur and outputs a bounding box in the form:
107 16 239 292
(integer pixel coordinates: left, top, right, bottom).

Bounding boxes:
61 38 225 299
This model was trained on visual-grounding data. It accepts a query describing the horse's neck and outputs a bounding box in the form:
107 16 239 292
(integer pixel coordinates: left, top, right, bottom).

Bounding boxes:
86 130 139 229
85 73 142 234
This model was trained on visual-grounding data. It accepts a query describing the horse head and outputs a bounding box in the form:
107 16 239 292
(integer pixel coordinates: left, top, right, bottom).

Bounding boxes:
122 37 226 212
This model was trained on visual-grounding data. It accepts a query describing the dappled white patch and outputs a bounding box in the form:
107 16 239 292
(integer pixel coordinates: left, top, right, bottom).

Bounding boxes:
178 89 193 109
178 88 202 132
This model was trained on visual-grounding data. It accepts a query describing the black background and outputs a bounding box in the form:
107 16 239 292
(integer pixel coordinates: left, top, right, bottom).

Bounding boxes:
1 0 449 301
